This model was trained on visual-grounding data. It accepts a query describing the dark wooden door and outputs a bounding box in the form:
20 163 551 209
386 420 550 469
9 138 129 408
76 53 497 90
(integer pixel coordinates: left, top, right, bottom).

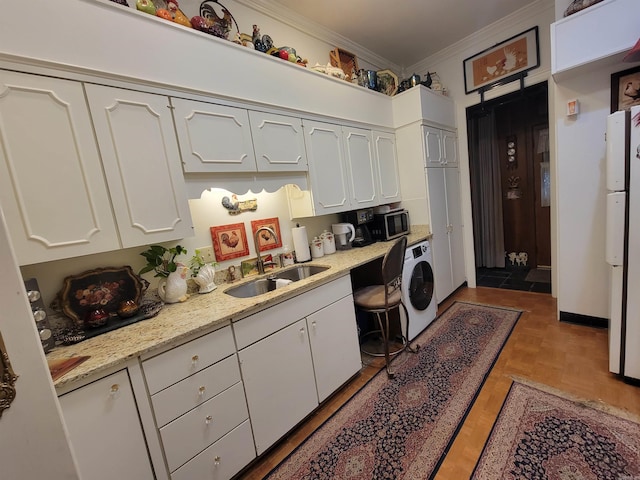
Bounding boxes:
468 82 550 269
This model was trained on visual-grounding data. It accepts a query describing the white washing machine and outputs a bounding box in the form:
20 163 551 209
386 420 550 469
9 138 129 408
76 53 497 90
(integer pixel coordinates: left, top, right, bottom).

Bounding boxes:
400 240 437 341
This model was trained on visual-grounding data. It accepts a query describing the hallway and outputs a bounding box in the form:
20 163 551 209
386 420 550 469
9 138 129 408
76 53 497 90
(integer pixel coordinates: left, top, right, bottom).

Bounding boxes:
476 265 551 293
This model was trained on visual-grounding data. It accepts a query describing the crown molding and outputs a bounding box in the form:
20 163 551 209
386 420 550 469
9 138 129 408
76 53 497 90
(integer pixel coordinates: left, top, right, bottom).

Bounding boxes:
406 0 554 76
235 0 402 72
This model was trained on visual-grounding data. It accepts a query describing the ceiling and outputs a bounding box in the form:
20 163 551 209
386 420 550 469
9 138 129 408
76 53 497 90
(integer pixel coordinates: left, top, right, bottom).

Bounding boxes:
271 0 539 68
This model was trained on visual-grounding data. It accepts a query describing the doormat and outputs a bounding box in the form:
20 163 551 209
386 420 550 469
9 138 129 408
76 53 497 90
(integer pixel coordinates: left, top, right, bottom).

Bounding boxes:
525 268 551 283
265 301 521 479
472 380 640 479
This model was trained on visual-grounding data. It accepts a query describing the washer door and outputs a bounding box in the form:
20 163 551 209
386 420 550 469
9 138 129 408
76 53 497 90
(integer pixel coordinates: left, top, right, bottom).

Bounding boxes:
408 260 435 310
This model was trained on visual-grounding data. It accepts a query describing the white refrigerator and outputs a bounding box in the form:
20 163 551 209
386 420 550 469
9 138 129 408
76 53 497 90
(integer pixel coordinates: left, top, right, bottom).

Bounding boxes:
606 105 640 380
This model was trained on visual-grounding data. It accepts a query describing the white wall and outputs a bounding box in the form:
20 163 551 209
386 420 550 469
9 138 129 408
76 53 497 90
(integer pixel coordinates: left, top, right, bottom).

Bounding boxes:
403 0 556 293
20 187 338 307
553 63 618 318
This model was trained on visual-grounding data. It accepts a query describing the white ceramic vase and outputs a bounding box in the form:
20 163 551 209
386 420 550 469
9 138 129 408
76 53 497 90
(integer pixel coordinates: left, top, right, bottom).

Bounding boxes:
157 264 190 303
193 264 217 294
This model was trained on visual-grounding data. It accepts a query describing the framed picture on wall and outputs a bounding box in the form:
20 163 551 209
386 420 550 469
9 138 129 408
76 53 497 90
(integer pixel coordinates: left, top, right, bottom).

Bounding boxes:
210 222 249 261
250 217 282 251
463 26 540 94
611 65 640 113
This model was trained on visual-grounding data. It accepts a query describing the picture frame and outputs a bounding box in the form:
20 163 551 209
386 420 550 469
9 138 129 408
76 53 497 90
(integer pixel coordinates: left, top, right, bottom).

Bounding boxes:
377 69 399 96
251 217 282 252
610 65 640 113
330 47 358 80
463 26 539 94
210 222 249 261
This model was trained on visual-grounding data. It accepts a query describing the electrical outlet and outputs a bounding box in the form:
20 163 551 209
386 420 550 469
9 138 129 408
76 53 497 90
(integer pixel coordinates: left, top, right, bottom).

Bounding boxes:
198 246 216 263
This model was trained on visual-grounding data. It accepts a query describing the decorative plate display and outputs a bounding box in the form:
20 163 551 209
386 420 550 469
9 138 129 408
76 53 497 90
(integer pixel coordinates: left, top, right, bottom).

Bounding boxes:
56 266 147 327
377 69 398 96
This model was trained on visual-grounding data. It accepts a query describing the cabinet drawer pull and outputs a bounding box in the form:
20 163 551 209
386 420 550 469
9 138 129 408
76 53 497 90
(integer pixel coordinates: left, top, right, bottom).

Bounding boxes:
110 384 119 395
198 385 206 396
191 354 199 365
205 415 213 425
213 455 221 466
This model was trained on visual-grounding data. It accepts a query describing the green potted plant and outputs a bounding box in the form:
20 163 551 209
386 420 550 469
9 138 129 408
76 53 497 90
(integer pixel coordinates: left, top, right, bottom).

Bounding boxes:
139 245 188 278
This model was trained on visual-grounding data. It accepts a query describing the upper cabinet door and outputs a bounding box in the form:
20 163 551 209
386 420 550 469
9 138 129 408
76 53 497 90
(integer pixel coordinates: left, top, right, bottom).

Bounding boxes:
343 126 378 209
303 120 350 215
441 130 458 167
423 125 443 167
372 131 402 204
0 71 119 265
171 98 256 173
85 84 193 247
249 111 307 172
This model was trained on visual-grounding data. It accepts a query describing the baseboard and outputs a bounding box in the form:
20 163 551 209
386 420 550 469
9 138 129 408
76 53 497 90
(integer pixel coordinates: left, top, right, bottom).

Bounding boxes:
559 311 607 329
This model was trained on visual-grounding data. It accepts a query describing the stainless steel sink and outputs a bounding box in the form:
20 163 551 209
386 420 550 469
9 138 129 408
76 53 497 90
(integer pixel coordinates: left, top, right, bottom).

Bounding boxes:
272 265 330 282
224 265 330 298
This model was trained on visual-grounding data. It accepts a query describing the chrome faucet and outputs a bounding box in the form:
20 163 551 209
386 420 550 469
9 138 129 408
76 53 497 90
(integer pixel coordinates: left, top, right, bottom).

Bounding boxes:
254 226 279 275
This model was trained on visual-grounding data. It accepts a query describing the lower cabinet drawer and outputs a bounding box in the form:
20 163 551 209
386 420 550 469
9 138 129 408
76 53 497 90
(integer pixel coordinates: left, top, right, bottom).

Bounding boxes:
171 420 255 480
151 354 241 427
160 382 250 472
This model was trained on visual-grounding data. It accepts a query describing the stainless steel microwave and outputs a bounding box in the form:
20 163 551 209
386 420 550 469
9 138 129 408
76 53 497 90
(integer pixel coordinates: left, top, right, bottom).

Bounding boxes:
371 209 410 241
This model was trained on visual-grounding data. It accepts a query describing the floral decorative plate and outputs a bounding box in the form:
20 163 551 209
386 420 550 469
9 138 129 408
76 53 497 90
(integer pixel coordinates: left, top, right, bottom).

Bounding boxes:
377 69 398 96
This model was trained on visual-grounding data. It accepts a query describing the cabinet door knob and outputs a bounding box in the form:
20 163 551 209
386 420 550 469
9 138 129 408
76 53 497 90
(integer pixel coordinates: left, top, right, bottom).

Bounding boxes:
110 384 120 395
299 327 305 336
205 415 213 425
191 354 199 365
198 385 206 396
311 321 317 330
213 456 221 466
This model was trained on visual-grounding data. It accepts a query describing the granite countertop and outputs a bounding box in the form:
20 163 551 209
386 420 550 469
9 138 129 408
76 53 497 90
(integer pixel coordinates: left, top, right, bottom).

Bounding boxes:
47 226 430 389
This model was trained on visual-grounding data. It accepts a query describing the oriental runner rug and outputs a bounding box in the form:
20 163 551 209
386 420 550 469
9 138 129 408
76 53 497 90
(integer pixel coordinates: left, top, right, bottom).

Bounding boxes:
265 301 521 480
472 380 640 479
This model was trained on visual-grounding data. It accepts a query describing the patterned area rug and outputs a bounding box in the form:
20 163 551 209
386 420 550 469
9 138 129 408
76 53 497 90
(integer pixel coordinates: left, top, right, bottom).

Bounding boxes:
472 381 640 479
265 301 521 480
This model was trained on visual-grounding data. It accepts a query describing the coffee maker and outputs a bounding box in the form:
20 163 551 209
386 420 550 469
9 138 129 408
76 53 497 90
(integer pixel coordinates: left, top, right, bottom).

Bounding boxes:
343 208 374 247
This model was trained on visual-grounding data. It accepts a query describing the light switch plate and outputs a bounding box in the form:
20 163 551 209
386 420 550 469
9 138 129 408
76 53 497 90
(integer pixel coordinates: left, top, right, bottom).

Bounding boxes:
198 246 216 263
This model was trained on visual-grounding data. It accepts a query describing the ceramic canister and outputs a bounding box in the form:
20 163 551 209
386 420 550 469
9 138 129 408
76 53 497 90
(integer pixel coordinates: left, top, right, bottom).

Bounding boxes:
311 236 324 258
320 230 336 254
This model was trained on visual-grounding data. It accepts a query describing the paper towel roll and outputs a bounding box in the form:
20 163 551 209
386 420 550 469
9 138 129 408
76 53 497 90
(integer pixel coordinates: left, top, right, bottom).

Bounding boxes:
292 225 311 262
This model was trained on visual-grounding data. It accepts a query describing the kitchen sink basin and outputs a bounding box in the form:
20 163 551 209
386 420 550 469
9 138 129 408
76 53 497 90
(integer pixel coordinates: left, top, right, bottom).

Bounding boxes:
224 265 330 298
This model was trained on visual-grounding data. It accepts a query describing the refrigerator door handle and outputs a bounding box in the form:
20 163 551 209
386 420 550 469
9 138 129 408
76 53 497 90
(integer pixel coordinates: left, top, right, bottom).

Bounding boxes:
606 192 626 266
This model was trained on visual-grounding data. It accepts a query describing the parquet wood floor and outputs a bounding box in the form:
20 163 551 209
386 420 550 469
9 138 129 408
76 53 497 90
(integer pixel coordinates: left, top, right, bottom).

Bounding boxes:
238 287 640 479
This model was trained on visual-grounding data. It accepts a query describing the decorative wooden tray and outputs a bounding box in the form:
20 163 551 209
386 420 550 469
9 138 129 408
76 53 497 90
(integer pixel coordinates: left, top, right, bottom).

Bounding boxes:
56 266 147 327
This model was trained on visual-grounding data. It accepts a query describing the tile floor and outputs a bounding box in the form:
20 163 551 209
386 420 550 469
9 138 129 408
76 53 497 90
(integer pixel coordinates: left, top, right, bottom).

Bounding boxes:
475 265 551 293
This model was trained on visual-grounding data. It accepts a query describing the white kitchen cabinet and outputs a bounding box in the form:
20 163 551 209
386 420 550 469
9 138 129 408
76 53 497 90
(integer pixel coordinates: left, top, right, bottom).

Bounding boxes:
343 126 378 209
424 125 457 168
171 99 308 174
238 318 318 455
396 119 465 303
141 325 253 478
307 295 362 403
170 421 255 480
302 119 351 215
234 275 360 455
294 120 394 217
249 110 308 172
171 98 257 173
427 166 465 302
372 130 402 204
0 70 120 265
59 369 155 480
85 84 193 247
